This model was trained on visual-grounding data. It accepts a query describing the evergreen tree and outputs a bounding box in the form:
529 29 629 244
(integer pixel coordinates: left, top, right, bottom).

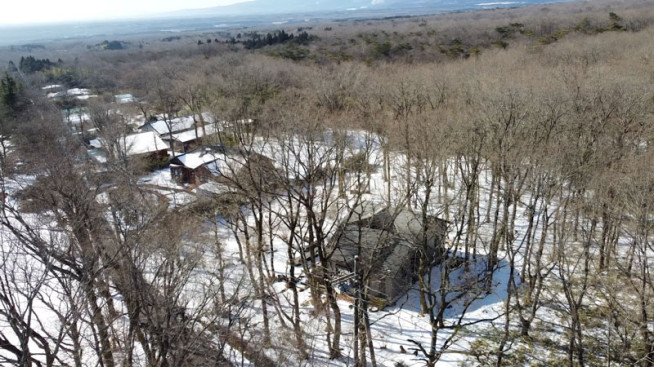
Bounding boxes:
0 73 19 117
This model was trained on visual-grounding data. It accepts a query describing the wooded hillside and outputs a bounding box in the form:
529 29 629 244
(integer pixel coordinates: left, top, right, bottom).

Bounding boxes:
0 0 653 366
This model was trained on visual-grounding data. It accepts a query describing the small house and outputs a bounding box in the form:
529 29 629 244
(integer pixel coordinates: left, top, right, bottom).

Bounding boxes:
139 113 215 137
170 145 278 190
169 146 225 185
170 123 222 153
117 131 169 160
88 131 169 168
328 205 448 306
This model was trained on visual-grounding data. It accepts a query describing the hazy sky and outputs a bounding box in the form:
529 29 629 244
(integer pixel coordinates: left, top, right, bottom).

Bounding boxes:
0 0 253 25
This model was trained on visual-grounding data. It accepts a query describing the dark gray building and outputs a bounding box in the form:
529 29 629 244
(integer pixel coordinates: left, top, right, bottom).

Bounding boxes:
329 206 448 306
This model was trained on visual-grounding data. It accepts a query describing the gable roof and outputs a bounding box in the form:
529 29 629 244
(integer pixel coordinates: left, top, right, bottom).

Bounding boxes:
140 113 215 136
171 147 222 170
171 123 222 143
343 205 445 239
90 131 169 158
121 131 169 155
329 205 447 303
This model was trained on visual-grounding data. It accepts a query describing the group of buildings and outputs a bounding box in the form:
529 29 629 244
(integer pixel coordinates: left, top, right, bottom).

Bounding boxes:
47 86 449 308
87 111 256 186
45 85 255 188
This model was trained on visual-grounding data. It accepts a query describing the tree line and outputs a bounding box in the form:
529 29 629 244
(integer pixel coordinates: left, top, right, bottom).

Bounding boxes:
240 30 315 49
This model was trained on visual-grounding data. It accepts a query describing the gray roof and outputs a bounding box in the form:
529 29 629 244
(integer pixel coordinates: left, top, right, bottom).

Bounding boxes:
329 205 447 303
346 206 442 239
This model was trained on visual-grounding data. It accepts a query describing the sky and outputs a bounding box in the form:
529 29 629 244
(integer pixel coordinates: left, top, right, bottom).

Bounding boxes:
0 0 253 25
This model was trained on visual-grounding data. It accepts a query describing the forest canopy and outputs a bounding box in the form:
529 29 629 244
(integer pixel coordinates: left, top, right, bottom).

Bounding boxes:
0 0 653 366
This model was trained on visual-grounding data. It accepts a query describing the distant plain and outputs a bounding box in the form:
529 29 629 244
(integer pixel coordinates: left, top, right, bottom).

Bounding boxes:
0 0 572 47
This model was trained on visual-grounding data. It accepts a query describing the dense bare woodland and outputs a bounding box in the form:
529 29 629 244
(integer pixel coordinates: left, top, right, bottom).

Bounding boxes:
0 0 653 366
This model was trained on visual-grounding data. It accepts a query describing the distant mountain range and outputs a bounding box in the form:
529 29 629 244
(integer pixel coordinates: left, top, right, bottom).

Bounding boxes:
164 0 535 18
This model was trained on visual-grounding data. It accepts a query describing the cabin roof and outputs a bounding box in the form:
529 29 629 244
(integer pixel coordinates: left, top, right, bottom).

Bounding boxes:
170 145 245 171
171 123 221 143
89 131 169 157
329 205 447 302
172 148 221 170
140 113 214 135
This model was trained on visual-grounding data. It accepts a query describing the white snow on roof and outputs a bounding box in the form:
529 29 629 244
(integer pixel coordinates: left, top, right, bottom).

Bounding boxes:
174 149 221 170
140 113 215 136
172 123 221 143
90 131 169 158
173 146 246 175
67 88 90 96
75 94 97 100
47 88 92 99
121 131 169 155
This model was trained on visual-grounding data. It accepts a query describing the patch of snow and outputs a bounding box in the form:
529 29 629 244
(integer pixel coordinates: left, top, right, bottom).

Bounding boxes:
114 93 136 104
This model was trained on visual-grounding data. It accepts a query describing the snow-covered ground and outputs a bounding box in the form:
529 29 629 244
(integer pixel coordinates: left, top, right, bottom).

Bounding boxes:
175 131 525 366
2 129 642 366
0 132 519 366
